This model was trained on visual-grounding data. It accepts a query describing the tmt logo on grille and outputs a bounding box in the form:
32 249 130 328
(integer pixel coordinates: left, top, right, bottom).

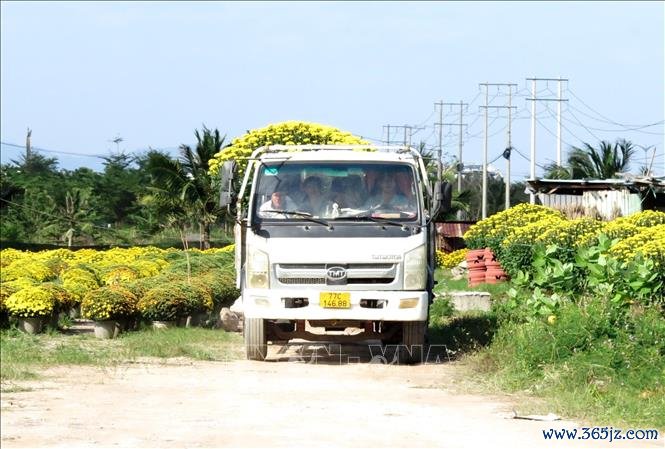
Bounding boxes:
326 266 347 282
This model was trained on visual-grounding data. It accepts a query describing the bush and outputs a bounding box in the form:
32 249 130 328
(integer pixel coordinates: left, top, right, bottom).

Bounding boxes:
623 210 665 227
81 286 138 321
196 270 239 307
463 203 564 251
101 265 140 285
5 286 56 317
486 297 665 428
437 249 468 269
164 252 235 276
1 259 56 283
137 286 188 322
60 268 99 302
172 281 214 314
208 121 369 178
41 282 76 312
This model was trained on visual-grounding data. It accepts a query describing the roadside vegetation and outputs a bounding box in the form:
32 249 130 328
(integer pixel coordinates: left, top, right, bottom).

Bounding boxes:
0 327 242 387
431 207 665 430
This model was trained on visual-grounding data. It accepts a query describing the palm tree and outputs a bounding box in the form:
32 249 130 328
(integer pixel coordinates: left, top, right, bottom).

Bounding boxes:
566 139 636 179
144 126 226 249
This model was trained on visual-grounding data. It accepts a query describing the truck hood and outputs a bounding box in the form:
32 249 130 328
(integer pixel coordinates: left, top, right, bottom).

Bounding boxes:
253 233 426 264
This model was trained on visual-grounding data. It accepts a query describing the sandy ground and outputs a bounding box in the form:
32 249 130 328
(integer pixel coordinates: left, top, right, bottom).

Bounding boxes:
1 342 663 449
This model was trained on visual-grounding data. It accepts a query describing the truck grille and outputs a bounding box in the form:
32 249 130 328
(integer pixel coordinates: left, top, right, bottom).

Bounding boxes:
275 263 397 286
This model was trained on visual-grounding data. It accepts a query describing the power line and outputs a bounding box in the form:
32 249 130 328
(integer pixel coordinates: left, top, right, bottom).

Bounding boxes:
0 141 105 158
1 141 181 159
543 102 601 144
568 87 665 130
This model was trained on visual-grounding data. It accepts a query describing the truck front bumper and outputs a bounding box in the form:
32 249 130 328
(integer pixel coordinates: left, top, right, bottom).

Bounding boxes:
242 288 429 321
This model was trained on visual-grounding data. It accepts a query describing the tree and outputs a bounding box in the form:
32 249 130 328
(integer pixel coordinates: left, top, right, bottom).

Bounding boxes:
59 188 97 247
565 139 636 179
96 153 143 226
144 126 226 249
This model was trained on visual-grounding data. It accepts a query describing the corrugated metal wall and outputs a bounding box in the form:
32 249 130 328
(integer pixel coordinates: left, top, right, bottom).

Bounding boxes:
537 190 642 219
581 190 642 219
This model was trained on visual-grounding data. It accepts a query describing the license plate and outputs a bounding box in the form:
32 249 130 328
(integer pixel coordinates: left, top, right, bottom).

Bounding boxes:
319 292 351 309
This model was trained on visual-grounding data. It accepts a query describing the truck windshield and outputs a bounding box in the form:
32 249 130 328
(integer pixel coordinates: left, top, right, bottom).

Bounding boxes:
252 162 420 222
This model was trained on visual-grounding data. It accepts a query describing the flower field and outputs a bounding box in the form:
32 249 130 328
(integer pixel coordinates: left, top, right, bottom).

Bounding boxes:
464 206 665 284
0 245 238 327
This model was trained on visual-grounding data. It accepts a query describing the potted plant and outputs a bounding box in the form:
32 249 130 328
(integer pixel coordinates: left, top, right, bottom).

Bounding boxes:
137 286 188 329
5 286 56 334
81 286 138 339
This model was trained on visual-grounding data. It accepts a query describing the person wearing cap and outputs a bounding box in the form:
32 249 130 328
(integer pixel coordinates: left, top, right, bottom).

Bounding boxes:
259 188 298 218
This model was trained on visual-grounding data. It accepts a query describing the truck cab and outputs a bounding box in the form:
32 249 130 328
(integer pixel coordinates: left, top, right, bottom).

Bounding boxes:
220 145 450 363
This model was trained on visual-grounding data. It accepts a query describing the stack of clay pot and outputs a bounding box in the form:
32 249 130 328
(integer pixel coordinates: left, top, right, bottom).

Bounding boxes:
484 247 509 284
466 249 487 287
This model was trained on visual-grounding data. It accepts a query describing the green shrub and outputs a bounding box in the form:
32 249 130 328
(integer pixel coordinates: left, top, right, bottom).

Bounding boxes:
81 286 138 321
137 287 189 322
196 270 239 307
172 281 214 314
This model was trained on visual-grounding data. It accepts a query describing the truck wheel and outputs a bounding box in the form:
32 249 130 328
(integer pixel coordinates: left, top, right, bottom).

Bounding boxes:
245 318 267 361
398 321 426 365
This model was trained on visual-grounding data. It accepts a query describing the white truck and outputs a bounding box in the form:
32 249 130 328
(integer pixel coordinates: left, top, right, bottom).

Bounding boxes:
219 145 451 363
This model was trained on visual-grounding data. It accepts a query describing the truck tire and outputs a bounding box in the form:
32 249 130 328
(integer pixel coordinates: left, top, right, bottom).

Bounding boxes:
245 317 267 361
398 321 426 365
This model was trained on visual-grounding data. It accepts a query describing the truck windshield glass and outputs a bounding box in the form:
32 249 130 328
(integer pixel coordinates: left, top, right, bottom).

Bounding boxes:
253 162 419 222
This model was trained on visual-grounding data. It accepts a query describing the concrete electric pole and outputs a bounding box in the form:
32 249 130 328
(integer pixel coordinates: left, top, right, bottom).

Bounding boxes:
479 83 517 218
526 77 569 204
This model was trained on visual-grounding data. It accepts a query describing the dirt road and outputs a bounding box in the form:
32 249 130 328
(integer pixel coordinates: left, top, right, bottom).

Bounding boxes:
1 342 662 448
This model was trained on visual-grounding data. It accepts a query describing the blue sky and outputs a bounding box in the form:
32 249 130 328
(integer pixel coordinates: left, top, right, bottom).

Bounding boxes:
1 1 663 179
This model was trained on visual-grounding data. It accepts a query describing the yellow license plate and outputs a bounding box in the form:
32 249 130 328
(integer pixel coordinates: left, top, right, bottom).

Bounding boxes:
319 292 351 309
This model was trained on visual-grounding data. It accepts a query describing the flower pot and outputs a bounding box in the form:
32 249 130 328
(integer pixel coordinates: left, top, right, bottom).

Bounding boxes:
17 316 46 335
68 305 81 319
483 248 501 269
152 320 176 330
94 320 121 339
485 267 510 284
465 249 486 268
468 269 487 287
186 313 210 328
49 310 60 329
466 249 487 287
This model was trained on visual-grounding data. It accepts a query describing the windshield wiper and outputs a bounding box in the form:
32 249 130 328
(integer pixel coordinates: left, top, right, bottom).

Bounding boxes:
344 214 413 228
261 210 330 226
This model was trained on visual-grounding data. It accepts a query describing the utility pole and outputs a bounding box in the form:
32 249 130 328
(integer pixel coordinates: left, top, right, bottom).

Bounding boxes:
25 128 32 162
479 82 517 218
526 77 569 204
482 84 488 219
557 77 563 165
506 85 514 210
435 101 444 180
382 125 392 146
384 124 425 148
437 101 468 192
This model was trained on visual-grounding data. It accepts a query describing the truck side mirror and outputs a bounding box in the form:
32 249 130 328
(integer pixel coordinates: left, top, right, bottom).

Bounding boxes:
434 181 452 215
219 160 236 208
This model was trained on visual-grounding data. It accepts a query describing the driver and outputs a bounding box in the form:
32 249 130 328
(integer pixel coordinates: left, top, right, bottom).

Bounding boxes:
259 188 298 218
365 173 411 211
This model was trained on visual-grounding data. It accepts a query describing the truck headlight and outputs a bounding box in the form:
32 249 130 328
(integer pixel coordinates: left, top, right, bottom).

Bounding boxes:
404 245 426 290
247 248 270 289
